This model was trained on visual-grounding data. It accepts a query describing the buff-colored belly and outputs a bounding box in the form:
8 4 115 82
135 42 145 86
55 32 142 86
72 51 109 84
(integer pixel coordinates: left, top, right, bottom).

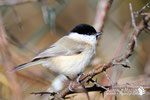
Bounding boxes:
42 52 93 77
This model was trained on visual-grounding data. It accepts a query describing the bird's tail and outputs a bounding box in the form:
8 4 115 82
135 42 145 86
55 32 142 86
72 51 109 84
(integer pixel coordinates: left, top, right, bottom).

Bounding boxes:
12 60 44 72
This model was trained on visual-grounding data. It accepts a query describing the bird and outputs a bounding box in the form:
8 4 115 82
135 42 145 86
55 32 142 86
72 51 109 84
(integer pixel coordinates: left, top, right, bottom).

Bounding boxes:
13 24 101 92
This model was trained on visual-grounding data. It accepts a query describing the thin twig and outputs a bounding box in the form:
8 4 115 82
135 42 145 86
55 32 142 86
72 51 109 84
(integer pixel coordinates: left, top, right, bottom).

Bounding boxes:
135 2 150 17
0 0 37 6
129 3 137 30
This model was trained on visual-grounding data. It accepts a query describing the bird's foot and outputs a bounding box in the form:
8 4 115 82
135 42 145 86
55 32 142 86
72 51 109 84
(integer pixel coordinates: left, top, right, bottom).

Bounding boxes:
77 72 85 85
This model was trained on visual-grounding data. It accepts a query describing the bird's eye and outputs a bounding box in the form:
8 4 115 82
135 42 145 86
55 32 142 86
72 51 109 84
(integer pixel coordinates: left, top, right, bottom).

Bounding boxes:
76 51 82 54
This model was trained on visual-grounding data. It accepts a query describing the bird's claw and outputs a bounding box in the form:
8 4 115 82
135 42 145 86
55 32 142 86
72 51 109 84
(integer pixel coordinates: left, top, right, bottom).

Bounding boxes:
77 72 85 85
69 81 74 92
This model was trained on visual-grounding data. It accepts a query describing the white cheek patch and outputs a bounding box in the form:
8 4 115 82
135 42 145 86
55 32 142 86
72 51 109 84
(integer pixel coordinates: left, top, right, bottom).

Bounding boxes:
68 32 97 46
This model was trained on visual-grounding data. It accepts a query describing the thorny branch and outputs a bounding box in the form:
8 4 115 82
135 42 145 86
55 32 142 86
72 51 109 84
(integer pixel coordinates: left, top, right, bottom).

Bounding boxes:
51 2 150 100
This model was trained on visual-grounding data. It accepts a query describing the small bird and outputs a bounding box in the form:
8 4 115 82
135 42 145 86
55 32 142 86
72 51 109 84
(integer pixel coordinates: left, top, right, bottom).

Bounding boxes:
13 24 101 91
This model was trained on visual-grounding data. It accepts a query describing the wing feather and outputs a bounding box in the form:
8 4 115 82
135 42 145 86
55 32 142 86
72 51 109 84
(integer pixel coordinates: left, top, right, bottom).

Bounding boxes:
32 36 85 61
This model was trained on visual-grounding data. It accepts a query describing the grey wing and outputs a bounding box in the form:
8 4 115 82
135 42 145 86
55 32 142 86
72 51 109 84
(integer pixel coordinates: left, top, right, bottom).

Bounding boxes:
32 36 84 61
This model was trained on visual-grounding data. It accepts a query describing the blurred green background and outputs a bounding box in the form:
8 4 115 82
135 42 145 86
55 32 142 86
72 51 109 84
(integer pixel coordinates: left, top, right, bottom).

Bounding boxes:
0 0 150 100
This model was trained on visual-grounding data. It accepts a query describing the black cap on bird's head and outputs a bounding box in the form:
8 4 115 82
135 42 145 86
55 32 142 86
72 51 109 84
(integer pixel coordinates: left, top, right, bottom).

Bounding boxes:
70 24 101 36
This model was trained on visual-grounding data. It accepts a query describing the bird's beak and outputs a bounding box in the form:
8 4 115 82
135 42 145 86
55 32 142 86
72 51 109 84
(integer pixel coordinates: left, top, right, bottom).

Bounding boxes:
96 31 102 36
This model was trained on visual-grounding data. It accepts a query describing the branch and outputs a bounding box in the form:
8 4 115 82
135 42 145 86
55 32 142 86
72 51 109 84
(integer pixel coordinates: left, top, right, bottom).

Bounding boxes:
93 0 113 31
0 0 37 6
32 83 150 96
135 2 150 17
68 84 150 96
129 3 137 30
